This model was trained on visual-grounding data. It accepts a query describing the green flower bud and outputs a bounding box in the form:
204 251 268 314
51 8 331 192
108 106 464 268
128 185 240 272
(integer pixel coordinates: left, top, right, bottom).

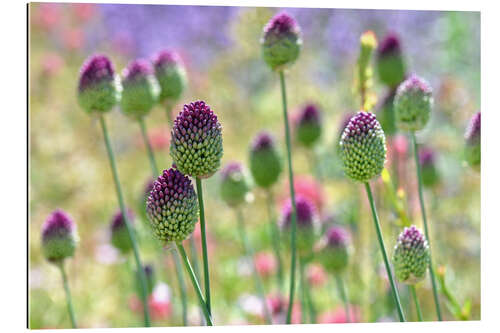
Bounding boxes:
394 74 433 132
392 226 430 285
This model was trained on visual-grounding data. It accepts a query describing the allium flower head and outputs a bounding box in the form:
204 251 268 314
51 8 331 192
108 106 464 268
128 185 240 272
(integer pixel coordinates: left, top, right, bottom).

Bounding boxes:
219 161 253 207
146 167 199 244
339 111 387 182
120 59 159 119
152 50 187 103
295 103 322 147
376 33 406 88
110 208 135 254
78 54 120 114
170 101 223 178
464 112 481 169
261 12 302 71
41 209 78 263
392 225 430 285
318 225 350 273
249 131 283 188
419 147 440 187
280 195 318 254
394 74 433 131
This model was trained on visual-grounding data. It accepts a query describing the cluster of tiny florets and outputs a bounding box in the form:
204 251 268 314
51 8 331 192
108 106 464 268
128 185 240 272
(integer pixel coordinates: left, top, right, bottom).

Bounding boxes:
110 208 135 254
120 59 159 119
170 101 223 178
318 225 350 273
464 112 481 169
295 103 322 147
339 111 387 182
146 168 199 244
261 12 302 71
152 50 187 103
78 54 121 113
280 195 318 254
41 209 78 263
249 131 283 188
219 161 253 207
394 74 433 131
392 225 430 285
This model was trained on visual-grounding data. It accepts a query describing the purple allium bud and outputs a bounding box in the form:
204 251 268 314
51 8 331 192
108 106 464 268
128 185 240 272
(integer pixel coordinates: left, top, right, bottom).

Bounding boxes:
419 147 440 187
77 54 120 114
249 131 283 188
376 89 397 136
339 111 387 182
110 208 135 254
152 50 187 103
295 103 322 147
318 226 350 273
41 209 78 263
280 195 318 254
220 161 253 207
146 167 198 244
261 12 302 71
394 74 433 131
120 59 159 119
376 33 406 88
464 112 481 169
392 225 430 285
170 101 223 178
137 264 156 295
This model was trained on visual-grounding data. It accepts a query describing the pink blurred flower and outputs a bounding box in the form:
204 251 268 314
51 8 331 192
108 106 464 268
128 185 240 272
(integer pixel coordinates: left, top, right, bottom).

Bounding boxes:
265 294 300 324
254 252 276 278
318 306 360 323
306 263 327 288
63 28 84 51
280 175 325 213
128 283 172 321
72 3 97 23
33 3 61 31
41 53 63 77
136 126 170 151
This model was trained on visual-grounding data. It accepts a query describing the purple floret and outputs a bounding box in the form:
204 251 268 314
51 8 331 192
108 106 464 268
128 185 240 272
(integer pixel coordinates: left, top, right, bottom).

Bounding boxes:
122 59 153 82
325 226 350 248
298 103 321 125
418 147 436 167
281 195 316 229
465 112 481 145
343 111 379 139
263 12 298 36
152 50 182 69
42 209 75 241
377 33 402 58
220 161 243 180
78 54 115 92
110 208 135 232
251 131 275 152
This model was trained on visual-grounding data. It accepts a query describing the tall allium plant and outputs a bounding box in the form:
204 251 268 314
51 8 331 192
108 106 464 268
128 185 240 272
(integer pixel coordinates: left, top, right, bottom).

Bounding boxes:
170 100 223 316
279 195 318 323
392 226 430 321
41 210 78 328
219 162 272 323
77 54 151 326
261 12 302 324
317 225 351 322
146 167 213 325
152 50 187 124
357 31 377 111
394 74 442 320
121 58 190 325
464 111 481 170
339 111 406 321
249 131 284 291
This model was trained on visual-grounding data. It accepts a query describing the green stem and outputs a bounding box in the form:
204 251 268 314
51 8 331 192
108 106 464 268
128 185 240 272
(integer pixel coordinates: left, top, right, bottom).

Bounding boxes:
299 258 307 323
58 262 77 328
138 117 159 177
410 131 443 321
175 243 213 326
195 177 211 316
279 70 298 325
265 189 284 293
98 115 151 327
189 236 205 325
172 251 189 326
300 257 317 323
364 182 405 322
335 274 351 323
410 285 423 321
236 208 273 324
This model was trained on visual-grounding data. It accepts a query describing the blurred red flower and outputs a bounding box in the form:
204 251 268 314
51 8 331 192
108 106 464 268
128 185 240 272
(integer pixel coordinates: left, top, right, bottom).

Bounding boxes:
318 305 360 323
254 252 276 278
306 263 327 288
280 175 325 213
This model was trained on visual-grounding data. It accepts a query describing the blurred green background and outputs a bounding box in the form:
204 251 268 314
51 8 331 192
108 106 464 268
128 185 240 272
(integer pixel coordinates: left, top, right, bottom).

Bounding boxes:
29 3 480 328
